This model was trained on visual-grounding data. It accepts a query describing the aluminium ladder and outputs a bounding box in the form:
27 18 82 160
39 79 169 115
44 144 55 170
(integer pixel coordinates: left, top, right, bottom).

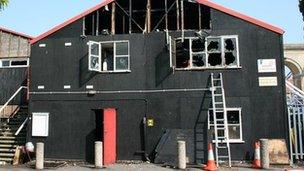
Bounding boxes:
210 73 231 167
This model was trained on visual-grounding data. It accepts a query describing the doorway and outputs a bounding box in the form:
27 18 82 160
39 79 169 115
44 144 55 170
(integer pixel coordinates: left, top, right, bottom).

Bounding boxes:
95 108 117 165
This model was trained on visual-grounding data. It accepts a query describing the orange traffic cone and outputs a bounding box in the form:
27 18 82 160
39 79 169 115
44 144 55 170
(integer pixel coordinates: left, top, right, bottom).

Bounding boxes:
252 141 261 169
204 143 217 171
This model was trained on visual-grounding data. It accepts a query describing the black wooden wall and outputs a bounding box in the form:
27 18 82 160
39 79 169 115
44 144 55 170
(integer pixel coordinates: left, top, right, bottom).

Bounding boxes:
28 7 287 162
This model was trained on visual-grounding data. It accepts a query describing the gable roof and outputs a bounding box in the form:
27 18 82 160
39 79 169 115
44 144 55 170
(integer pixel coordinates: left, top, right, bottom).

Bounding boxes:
30 0 284 44
0 26 33 39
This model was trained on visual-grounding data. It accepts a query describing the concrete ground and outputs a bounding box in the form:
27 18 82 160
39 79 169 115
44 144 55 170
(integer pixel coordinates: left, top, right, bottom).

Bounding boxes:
0 162 302 171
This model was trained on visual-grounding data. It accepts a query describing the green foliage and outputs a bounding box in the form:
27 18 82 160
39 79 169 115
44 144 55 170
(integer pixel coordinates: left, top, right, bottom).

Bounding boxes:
0 0 9 10
300 0 304 20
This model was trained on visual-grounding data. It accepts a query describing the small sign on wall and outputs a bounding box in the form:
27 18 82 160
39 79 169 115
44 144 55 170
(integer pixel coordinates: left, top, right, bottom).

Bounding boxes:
147 119 154 127
257 59 277 73
259 77 278 87
32 112 49 137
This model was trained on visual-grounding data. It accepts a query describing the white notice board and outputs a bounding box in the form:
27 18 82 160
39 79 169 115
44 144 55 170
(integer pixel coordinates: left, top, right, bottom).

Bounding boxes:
259 77 278 87
257 59 277 73
32 113 49 137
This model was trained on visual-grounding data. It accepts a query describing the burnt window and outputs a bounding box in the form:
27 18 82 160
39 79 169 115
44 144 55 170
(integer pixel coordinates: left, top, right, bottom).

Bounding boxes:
170 37 205 69
169 35 239 69
208 108 243 143
206 36 239 68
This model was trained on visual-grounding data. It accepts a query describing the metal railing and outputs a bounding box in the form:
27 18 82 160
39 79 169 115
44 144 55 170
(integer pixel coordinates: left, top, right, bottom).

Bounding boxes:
15 117 29 136
286 81 304 164
0 86 28 119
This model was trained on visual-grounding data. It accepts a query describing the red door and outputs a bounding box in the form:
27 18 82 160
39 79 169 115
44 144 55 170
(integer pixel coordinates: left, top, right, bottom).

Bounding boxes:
103 108 116 165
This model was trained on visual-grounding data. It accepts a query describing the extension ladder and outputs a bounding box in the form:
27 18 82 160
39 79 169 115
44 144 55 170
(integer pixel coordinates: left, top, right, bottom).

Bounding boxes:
210 73 231 167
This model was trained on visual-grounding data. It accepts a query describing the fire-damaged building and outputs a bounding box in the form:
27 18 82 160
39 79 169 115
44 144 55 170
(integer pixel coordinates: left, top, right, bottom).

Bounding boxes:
25 0 286 166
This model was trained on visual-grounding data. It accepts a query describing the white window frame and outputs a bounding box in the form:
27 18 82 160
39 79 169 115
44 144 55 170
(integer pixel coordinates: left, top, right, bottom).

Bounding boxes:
207 108 244 143
88 40 130 73
88 41 102 72
171 35 240 70
0 58 29 68
206 35 240 68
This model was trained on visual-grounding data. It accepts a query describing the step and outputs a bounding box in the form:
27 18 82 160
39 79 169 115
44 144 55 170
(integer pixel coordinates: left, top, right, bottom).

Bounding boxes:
0 153 14 157
0 157 13 162
0 132 26 136
0 136 26 140
6 121 25 125
0 148 16 152
214 94 223 97
0 126 22 131
0 144 19 148
0 140 24 144
218 155 229 159
217 136 226 139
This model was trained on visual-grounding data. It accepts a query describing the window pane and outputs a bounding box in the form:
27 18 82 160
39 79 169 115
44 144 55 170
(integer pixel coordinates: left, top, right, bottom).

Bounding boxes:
1 60 10 67
228 125 240 139
116 57 129 70
224 38 238 66
207 38 221 53
208 53 222 66
192 53 206 67
227 110 240 124
91 43 99 56
11 60 27 66
176 39 190 68
116 42 129 56
192 39 205 52
90 56 100 70
101 43 114 71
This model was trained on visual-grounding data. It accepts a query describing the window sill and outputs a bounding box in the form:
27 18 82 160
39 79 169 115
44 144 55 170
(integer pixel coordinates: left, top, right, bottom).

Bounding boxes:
174 66 242 71
98 70 131 74
212 140 245 144
0 66 29 69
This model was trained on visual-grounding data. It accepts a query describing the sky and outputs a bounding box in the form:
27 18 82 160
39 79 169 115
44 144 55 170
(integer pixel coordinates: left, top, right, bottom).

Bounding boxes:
0 0 302 43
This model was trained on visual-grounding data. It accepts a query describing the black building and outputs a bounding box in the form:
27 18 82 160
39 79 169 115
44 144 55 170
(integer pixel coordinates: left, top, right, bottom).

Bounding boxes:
28 0 286 165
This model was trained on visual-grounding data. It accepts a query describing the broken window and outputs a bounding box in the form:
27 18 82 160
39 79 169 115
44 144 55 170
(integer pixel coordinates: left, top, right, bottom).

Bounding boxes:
0 58 29 68
208 108 243 143
224 38 238 66
88 40 130 72
207 37 222 66
206 36 239 68
191 38 206 68
176 39 190 68
170 35 239 69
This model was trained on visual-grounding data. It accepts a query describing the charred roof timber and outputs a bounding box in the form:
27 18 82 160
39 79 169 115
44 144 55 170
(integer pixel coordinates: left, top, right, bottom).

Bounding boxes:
80 0 212 36
30 0 284 44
